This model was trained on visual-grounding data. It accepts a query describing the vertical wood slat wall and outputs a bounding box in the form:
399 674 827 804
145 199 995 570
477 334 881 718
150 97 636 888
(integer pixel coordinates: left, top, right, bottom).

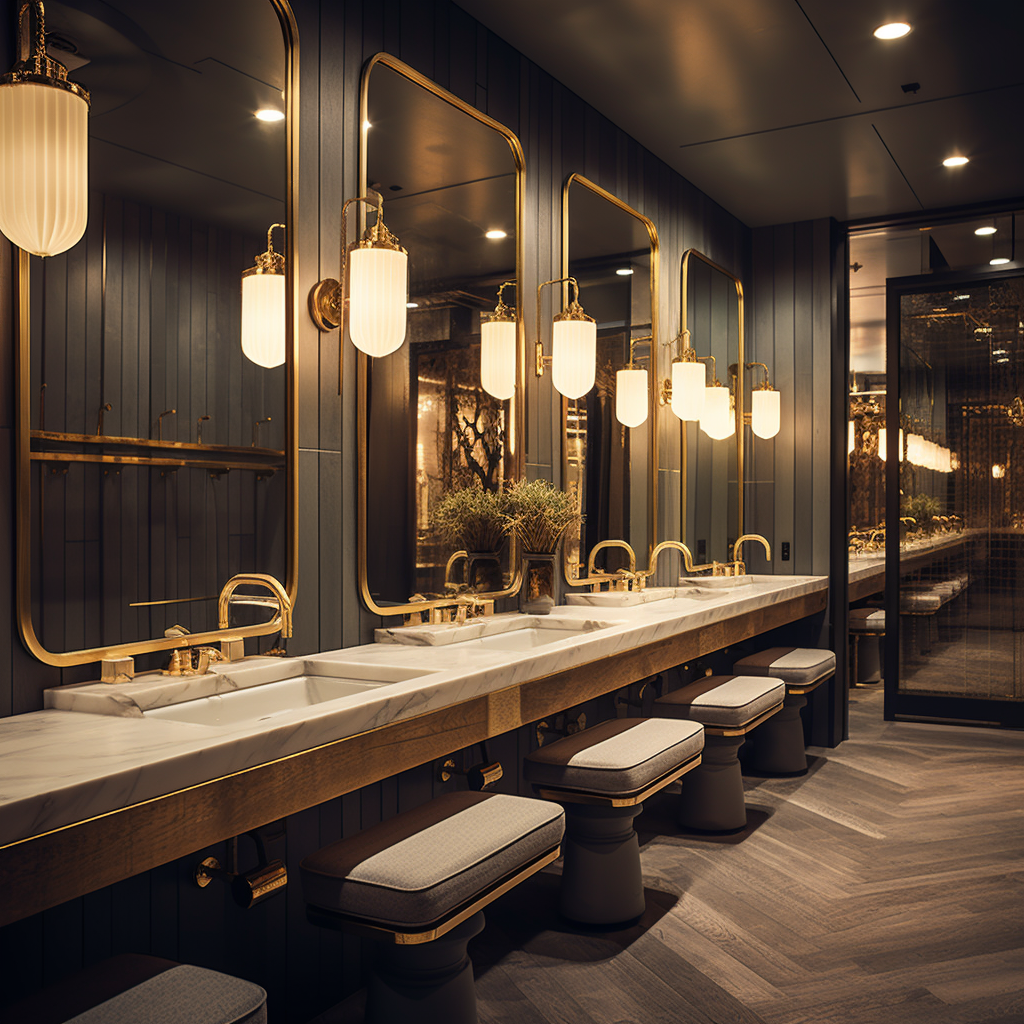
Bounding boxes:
0 0 837 1020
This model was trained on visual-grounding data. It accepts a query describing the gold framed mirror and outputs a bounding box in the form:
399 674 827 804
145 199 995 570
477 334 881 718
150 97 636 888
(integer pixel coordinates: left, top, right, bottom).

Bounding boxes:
560 174 659 580
357 54 525 617
15 0 299 668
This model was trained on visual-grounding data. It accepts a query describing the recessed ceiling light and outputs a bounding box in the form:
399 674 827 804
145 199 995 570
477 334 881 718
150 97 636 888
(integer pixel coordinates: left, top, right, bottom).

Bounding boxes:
975 226 997 236
616 268 634 276
406 302 419 309
942 155 969 167
484 229 507 240
990 257 1011 265
254 108 284 122
874 22 911 39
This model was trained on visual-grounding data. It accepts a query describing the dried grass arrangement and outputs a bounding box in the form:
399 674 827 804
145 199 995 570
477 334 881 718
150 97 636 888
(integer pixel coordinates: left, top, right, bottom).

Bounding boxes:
502 479 581 554
431 483 509 553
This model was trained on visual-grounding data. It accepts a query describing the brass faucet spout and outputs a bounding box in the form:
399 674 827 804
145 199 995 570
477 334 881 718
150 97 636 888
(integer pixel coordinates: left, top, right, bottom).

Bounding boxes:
586 539 637 577
646 540 696 578
218 573 293 639
732 533 772 565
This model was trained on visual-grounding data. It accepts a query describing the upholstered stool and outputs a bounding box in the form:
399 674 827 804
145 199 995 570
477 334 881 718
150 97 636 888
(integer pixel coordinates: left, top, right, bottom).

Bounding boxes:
732 647 836 774
301 791 564 1024
2 954 267 1024
654 676 784 831
523 717 704 924
849 607 885 684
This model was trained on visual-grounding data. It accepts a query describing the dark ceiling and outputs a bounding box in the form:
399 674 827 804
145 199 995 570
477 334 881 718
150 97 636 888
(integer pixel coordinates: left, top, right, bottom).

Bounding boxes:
455 0 1024 228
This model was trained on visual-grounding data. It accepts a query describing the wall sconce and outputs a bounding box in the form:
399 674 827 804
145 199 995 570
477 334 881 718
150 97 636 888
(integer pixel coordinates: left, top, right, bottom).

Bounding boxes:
699 356 733 440
0 2 90 257
747 362 780 439
848 420 855 455
877 427 904 462
535 277 596 400
480 281 517 401
308 189 409 389
615 335 650 428
241 223 286 368
659 331 706 422
992 463 1006 480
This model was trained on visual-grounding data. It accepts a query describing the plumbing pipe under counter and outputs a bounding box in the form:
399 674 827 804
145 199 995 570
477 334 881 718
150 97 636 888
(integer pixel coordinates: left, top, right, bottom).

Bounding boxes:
0 573 826 927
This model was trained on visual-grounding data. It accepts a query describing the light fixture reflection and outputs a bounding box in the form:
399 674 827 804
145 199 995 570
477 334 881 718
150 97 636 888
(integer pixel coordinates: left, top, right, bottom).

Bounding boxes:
943 155 969 167
975 226 997 236
670 350 705 421
255 108 285 122
484 229 507 240
536 277 597 400
991 257 1011 265
700 384 733 440
873 22 911 39
992 463 1006 479
747 361 781 439
480 281 517 401
241 223 286 368
615 367 648 428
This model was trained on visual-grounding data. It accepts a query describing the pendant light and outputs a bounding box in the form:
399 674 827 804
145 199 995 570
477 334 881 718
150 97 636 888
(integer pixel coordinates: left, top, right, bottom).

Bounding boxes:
480 281 517 400
241 223 286 368
0 2 90 257
877 427 903 462
698 355 733 439
615 335 650 428
663 331 705 421
746 361 781 439
536 277 597 400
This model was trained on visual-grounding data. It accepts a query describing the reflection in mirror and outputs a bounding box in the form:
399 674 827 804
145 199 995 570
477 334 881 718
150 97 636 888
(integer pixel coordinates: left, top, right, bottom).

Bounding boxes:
680 250 741 567
359 56 523 613
18 0 293 666
562 175 657 579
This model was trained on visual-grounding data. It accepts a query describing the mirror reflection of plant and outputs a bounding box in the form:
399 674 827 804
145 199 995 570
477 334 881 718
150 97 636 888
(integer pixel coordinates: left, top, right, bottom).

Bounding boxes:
453 385 505 491
431 482 509 554
503 479 581 554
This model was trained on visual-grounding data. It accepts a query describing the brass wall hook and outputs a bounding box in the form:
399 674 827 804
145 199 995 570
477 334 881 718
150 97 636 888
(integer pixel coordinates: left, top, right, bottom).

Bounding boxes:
96 402 112 436
157 408 175 441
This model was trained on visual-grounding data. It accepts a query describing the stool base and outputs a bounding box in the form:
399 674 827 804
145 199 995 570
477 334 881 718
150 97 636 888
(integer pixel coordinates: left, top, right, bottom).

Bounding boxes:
749 693 808 775
678 734 746 831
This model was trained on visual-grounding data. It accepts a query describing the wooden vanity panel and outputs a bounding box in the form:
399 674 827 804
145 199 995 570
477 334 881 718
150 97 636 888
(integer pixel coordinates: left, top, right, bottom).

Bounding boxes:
0 588 825 927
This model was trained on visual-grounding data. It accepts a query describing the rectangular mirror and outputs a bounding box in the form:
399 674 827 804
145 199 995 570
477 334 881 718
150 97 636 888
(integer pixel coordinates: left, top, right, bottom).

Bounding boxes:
561 174 658 577
16 0 297 668
358 55 525 615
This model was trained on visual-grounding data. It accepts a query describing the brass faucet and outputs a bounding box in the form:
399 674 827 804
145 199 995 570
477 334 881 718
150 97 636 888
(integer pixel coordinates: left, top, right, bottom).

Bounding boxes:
585 540 638 588
730 534 772 575
163 646 229 676
218 573 293 639
646 540 698 577
443 550 468 591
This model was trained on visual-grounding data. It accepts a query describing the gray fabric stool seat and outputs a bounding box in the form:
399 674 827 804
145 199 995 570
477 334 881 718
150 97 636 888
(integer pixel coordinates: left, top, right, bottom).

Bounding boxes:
732 647 836 775
654 675 784 830
301 790 564 1024
523 717 704 924
2 955 267 1024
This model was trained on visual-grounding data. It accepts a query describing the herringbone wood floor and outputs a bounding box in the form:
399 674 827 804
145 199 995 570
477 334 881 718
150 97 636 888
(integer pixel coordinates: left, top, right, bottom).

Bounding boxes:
471 688 1024 1024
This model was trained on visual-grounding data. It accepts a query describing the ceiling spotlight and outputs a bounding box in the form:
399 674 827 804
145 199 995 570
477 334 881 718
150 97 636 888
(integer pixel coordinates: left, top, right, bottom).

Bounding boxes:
991 257 1011 265
254 108 285 122
615 268 634 276
975 226 997 236
485 229 507 240
874 22 911 39
942 155 969 167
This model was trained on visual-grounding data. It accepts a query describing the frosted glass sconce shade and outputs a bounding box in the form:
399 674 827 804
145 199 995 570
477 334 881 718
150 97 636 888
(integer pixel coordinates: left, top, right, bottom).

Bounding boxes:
848 420 855 455
481 318 516 400
751 388 780 439
0 4 90 257
241 273 285 367
671 360 705 420
616 367 648 427
700 385 733 439
348 246 408 357
551 317 596 399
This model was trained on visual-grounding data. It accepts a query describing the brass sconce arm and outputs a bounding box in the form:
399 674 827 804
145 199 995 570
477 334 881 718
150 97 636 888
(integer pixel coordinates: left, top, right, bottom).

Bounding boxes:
218 573 293 639
535 276 584 377
746 361 773 389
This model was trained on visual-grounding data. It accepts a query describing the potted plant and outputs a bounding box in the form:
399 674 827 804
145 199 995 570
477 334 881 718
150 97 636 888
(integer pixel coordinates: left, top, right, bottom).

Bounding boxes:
502 479 581 614
431 483 509 592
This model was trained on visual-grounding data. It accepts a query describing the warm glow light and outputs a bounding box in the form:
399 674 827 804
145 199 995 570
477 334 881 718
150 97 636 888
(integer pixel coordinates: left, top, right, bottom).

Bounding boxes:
406 301 419 308
942 155 969 167
241 273 285 367
877 427 886 461
751 389 780 439
362 120 371 131
670 360 705 421
700 385 733 440
615 268 634 276
551 318 597 399
873 21 911 39
255 108 285 122
990 257 1011 265
348 246 408 357
615 368 648 428
848 421 856 455
480 319 517 400
484 229 507 240
975 226 997 236
992 463 1006 479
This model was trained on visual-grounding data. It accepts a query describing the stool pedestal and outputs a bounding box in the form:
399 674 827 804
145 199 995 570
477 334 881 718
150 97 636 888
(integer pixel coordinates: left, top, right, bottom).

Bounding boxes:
367 912 485 1024
678 734 746 831
560 803 645 925
749 692 808 774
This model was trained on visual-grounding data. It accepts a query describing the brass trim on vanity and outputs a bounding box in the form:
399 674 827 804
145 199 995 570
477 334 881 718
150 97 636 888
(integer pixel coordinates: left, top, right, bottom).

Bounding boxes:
14 0 300 667
679 248 745 544
560 174 661 572
355 54 526 618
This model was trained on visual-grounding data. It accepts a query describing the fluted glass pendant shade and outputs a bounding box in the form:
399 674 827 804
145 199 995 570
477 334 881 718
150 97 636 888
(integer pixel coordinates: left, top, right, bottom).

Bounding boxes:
615 367 648 427
751 388 780 439
241 274 285 367
348 246 408 357
700 385 733 439
0 4 90 257
671 359 705 420
481 318 516 400
878 427 904 462
551 317 596 399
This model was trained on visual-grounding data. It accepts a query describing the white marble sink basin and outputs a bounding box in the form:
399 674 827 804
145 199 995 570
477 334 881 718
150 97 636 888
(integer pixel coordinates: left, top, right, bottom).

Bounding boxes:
143 674 390 727
565 587 676 608
678 575 754 590
458 624 602 651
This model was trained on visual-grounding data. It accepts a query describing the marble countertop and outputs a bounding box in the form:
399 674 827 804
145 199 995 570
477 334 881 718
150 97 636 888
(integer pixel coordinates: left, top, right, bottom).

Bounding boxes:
0 573 826 848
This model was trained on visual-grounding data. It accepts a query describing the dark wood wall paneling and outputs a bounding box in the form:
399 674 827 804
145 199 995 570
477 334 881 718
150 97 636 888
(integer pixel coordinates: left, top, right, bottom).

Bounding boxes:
0 0 839 1020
